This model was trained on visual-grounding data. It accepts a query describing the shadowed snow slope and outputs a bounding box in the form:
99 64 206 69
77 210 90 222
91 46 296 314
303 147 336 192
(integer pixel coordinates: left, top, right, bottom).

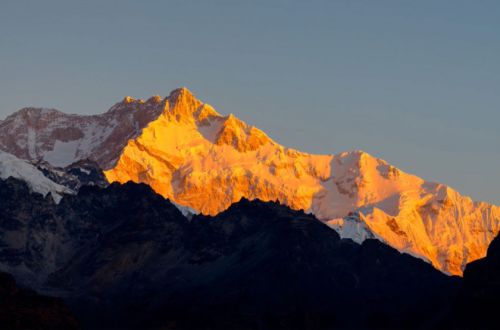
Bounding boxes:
0 150 72 202
1 87 499 275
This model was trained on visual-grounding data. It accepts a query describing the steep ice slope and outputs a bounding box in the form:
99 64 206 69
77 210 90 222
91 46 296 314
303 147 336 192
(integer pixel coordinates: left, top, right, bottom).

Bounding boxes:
0 150 71 202
105 88 500 275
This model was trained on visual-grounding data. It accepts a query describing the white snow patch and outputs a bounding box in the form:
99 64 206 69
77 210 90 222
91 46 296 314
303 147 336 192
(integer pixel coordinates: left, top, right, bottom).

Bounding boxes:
43 140 80 167
326 215 375 244
172 201 198 219
27 127 36 158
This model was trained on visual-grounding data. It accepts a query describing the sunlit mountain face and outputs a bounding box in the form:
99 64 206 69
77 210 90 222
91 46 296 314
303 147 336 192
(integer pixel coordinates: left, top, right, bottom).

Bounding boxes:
1 87 499 276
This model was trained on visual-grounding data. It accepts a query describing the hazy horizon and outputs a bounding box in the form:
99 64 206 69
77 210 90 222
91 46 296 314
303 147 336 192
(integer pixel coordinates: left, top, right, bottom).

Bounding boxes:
1 0 499 204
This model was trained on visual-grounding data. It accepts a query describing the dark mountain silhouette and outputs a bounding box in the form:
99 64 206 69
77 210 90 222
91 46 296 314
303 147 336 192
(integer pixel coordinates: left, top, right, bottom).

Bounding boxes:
446 233 500 329
0 177 461 329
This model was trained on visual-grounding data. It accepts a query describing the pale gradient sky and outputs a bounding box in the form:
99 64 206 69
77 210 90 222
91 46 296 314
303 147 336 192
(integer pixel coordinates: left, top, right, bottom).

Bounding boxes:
0 0 499 204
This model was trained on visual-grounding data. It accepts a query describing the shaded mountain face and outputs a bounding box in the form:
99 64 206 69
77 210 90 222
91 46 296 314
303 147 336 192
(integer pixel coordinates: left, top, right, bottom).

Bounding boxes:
34 158 108 191
446 234 500 329
0 178 458 329
0 271 78 329
1 88 499 275
0 98 164 169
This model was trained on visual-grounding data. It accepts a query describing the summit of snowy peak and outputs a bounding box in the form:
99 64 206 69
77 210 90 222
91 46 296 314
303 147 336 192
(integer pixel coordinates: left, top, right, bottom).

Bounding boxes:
169 87 194 98
214 113 272 151
160 87 225 125
147 95 163 104
167 87 198 107
165 87 204 119
337 150 374 162
194 104 221 124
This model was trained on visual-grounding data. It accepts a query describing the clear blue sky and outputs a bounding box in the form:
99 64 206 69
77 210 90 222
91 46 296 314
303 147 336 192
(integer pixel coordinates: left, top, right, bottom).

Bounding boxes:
1 0 499 204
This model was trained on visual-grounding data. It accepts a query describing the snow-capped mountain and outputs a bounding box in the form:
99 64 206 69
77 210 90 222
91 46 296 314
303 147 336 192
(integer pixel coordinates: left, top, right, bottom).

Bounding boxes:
0 150 72 202
1 87 499 275
104 88 500 275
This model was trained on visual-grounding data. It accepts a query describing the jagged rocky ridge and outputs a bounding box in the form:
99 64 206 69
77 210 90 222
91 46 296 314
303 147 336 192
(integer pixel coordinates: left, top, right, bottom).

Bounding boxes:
34 158 108 191
1 88 499 275
0 177 460 329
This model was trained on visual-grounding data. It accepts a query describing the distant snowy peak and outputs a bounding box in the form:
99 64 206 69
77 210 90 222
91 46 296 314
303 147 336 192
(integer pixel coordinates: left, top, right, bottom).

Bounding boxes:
0 150 72 202
0 95 166 169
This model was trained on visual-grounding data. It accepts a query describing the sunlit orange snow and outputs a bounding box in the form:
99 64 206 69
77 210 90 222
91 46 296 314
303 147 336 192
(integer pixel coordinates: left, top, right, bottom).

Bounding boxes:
104 88 500 275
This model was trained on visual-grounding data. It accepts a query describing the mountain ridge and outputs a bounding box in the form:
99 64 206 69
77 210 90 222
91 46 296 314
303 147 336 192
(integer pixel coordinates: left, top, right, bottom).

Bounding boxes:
0 87 498 275
0 176 459 329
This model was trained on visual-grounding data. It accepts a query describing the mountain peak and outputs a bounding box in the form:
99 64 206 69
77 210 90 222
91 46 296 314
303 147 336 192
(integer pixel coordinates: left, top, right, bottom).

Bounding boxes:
147 95 163 104
164 87 206 121
168 87 196 103
214 113 272 151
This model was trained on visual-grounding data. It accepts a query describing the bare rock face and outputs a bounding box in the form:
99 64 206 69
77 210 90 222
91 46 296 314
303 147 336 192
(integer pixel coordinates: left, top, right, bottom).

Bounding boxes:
34 158 108 191
1 87 500 275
